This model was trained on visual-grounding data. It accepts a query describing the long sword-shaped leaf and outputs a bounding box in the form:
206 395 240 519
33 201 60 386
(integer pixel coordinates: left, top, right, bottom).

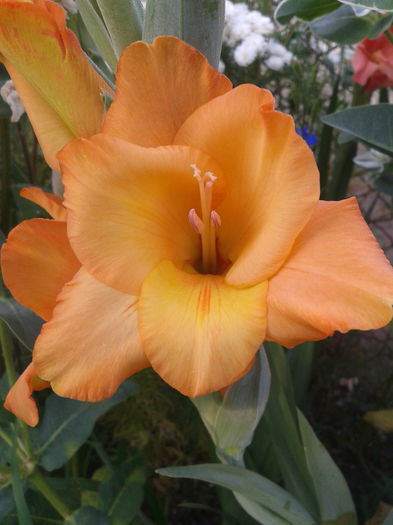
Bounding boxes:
143 0 225 68
75 0 117 72
157 464 316 525
298 411 357 525
96 0 143 58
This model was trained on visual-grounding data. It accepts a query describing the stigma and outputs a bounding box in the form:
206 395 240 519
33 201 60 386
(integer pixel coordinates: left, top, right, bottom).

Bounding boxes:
188 164 221 274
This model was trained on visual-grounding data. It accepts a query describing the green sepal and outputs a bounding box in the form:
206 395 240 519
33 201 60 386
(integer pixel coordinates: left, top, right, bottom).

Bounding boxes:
192 348 271 466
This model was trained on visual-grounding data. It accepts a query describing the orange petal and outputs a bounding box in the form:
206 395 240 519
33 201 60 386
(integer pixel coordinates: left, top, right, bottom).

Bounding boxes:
4 363 50 427
20 186 66 221
33 267 149 401
267 199 393 347
0 1 108 169
138 260 267 397
60 134 224 295
175 84 320 287
102 36 232 146
1 219 80 320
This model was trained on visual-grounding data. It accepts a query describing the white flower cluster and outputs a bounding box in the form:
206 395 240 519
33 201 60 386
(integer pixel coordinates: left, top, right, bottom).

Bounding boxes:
224 1 292 71
0 80 25 123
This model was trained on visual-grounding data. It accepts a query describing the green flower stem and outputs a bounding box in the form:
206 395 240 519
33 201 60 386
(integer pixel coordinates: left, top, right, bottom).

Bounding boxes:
0 323 71 520
326 84 369 200
30 469 72 520
318 74 340 197
0 321 16 387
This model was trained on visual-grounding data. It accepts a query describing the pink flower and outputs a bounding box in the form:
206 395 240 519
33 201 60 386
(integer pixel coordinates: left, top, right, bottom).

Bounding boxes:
352 28 393 92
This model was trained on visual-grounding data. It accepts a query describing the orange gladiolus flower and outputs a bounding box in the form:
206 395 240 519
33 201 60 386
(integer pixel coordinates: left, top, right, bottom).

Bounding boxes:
352 27 393 92
2 37 393 426
0 0 110 169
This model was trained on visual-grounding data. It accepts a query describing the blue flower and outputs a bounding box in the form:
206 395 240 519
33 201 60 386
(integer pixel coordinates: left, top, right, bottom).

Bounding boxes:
296 126 317 147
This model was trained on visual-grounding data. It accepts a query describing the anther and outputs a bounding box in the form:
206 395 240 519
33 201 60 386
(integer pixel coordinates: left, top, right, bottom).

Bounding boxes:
205 172 217 182
188 209 204 235
190 163 202 182
210 210 221 228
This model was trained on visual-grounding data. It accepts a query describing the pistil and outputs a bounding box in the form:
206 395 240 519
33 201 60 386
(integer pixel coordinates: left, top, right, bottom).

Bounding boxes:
189 164 221 274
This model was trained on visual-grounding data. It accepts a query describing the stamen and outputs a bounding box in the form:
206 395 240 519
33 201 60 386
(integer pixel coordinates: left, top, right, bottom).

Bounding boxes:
204 181 214 218
188 209 204 234
188 163 220 274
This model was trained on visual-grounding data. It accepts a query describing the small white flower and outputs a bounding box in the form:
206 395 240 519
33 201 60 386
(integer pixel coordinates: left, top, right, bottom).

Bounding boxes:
218 59 226 73
230 21 253 43
243 33 266 54
0 80 25 123
234 40 259 67
245 11 274 35
231 2 249 17
225 0 235 18
268 42 288 58
265 55 285 71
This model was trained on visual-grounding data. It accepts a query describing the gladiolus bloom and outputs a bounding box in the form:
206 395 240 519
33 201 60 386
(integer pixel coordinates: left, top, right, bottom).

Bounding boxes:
0 0 110 169
2 37 393 425
352 28 393 92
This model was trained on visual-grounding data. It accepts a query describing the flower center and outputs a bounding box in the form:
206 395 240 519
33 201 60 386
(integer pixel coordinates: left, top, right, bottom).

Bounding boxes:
188 163 221 274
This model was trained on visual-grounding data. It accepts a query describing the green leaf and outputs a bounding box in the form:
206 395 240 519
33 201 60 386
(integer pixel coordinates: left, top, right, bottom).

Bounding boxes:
364 408 393 433
0 298 43 351
41 478 98 511
310 5 372 44
96 0 143 58
0 486 15 521
338 0 393 12
99 458 146 524
287 342 315 405
368 13 393 38
0 98 11 119
214 348 271 465
64 507 111 525
143 0 225 68
264 343 319 518
297 411 357 524
157 464 315 525
31 381 137 471
321 104 393 156
234 493 294 525
75 0 118 72
274 0 340 24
